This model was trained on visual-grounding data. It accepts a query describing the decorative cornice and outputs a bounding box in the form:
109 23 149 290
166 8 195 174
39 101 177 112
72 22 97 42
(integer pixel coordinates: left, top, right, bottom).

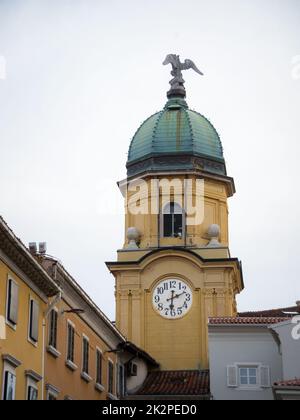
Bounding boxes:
0 216 60 297
41 257 126 350
126 154 227 180
46 383 60 396
25 370 42 382
2 354 21 368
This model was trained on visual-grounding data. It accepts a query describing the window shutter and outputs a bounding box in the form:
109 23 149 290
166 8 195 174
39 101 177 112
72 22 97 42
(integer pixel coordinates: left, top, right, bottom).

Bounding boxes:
50 310 58 348
30 300 39 342
8 280 19 325
67 324 75 362
96 350 102 385
227 366 238 387
260 366 270 388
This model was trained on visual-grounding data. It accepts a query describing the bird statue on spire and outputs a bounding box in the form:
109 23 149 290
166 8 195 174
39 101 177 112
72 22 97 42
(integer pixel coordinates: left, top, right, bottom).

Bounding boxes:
163 54 203 98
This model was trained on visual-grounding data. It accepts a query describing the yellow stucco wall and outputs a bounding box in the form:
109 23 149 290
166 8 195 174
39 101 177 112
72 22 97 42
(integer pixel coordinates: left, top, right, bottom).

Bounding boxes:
45 299 117 400
124 176 229 249
112 251 241 370
0 260 46 400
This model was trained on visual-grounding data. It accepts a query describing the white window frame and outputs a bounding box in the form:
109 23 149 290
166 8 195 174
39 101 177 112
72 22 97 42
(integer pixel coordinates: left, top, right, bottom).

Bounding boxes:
2 361 17 401
47 390 58 400
26 377 39 401
65 320 77 371
95 347 104 388
80 334 92 383
28 296 39 346
0 315 6 340
107 358 116 398
82 334 89 374
48 307 59 349
238 365 259 388
227 363 271 391
161 202 185 239
117 363 126 399
5 276 19 330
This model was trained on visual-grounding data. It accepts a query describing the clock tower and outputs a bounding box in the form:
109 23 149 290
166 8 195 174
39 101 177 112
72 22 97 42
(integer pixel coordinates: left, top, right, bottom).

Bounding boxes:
106 58 243 370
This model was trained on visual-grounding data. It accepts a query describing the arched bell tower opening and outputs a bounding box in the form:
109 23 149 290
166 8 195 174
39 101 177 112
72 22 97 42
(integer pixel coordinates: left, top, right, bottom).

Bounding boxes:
161 202 184 239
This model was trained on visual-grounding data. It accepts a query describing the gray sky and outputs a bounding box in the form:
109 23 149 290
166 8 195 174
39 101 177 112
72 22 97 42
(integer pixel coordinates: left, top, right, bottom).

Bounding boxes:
0 0 299 320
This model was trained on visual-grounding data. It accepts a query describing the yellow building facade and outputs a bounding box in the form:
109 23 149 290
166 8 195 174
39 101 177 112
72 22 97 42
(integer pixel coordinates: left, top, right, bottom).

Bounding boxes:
0 216 156 400
41 257 122 401
107 91 244 371
0 217 59 400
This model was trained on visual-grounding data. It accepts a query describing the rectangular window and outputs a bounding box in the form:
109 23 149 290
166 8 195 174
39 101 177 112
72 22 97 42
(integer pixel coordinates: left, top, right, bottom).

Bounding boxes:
6 278 19 326
49 309 58 349
47 392 57 401
29 299 39 343
108 361 114 395
96 349 102 385
118 364 125 398
163 213 173 237
3 371 16 400
82 336 89 375
239 367 258 387
67 323 75 363
27 385 38 401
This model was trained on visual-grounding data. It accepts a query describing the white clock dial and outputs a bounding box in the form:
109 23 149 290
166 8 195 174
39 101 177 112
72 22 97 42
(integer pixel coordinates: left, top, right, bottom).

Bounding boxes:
152 279 193 319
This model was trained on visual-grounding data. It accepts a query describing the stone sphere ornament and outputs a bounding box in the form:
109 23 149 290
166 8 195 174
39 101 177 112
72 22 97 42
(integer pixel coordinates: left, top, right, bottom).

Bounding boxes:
206 224 221 248
127 227 141 249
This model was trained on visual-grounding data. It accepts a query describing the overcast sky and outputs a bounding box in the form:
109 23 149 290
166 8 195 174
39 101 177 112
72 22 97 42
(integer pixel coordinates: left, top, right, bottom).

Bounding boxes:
0 0 299 320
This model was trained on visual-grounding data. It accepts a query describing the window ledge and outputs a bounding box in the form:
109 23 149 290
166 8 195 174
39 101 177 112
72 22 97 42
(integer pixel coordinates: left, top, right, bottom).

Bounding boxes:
47 346 61 359
65 360 78 372
81 372 92 383
234 387 265 392
95 383 105 393
5 319 17 331
107 393 118 400
28 337 38 348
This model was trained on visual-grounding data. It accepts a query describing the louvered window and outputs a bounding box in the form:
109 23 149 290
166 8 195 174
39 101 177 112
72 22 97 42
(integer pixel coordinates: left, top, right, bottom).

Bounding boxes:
49 310 58 349
82 336 89 375
67 323 75 362
7 279 19 325
29 299 39 342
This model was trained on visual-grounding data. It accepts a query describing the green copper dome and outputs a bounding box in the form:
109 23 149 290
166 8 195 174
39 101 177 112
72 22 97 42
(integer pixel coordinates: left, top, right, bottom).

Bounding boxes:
127 97 226 178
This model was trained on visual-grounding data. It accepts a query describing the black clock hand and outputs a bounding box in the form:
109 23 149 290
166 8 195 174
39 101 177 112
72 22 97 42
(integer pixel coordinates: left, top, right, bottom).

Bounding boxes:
168 290 175 310
173 291 186 300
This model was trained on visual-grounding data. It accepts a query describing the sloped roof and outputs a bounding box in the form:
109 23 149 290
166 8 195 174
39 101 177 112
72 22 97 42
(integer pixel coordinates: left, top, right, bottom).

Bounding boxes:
0 216 59 297
133 370 210 397
238 305 300 318
209 317 287 325
274 379 300 387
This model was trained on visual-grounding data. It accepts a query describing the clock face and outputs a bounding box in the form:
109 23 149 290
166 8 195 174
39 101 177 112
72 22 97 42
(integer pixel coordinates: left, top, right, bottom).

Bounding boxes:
152 278 193 319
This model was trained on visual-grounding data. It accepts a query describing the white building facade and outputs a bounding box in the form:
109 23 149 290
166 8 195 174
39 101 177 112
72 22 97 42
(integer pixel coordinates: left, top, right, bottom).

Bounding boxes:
208 316 300 400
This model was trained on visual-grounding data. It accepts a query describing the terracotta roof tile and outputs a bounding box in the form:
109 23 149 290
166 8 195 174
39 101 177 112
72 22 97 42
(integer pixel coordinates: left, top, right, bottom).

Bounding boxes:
274 379 300 387
209 317 287 325
135 370 210 396
238 305 300 318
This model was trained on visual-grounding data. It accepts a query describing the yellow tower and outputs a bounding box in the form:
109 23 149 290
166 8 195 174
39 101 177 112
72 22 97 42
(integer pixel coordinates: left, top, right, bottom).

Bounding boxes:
106 59 243 370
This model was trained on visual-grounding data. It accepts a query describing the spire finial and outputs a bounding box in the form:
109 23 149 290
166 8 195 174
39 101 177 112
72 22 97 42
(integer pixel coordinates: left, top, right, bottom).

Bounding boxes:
163 54 203 99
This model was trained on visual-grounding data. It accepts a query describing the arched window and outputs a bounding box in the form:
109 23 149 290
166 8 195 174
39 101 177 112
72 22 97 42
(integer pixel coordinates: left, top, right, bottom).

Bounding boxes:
163 202 183 238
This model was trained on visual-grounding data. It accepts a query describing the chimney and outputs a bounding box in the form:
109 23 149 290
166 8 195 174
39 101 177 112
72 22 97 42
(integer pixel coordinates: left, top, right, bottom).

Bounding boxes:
29 242 37 255
39 242 47 255
296 301 300 307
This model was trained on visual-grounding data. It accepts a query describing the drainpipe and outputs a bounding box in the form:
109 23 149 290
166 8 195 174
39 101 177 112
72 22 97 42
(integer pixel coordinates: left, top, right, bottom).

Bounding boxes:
42 291 62 400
